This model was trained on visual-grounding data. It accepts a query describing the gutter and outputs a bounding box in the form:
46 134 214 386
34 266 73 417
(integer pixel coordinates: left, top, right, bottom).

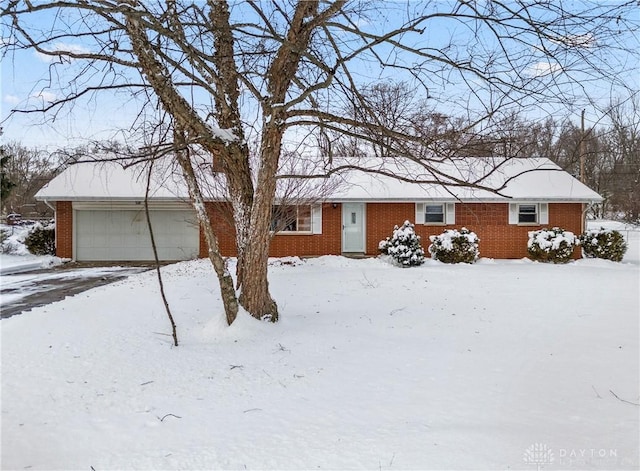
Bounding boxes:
43 199 56 213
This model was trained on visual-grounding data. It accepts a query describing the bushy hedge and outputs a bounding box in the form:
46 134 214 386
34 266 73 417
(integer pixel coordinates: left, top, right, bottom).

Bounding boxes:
428 227 479 264
24 222 56 256
0 229 8 250
579 227 627 262
378 220 425 267
527 227 577 263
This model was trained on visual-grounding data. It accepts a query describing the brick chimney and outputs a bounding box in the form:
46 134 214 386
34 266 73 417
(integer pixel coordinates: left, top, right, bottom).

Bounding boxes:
212 148 225 173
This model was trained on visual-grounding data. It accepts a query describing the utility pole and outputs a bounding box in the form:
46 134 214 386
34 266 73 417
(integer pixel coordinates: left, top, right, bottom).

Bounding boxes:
580 109 586 183
580 109 587 234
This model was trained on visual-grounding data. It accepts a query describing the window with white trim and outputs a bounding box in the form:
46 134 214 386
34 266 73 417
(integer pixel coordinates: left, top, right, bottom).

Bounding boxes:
425 204 445 223
415 202 455 225
518 204 537 223
508 202 549 225
271 205 312 233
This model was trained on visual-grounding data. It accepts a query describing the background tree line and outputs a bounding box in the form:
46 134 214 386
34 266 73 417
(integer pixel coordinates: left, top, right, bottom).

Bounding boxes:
0 142 93 218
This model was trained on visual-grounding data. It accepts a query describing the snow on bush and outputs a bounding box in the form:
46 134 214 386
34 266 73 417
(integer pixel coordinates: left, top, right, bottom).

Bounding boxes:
24 221 56 256
1 223 33 255
378 220 425 267
579 227 627 262
527 227 578 263
428 227 479 264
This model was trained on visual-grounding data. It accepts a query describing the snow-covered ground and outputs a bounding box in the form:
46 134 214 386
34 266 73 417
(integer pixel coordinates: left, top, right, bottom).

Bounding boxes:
1 221 639 469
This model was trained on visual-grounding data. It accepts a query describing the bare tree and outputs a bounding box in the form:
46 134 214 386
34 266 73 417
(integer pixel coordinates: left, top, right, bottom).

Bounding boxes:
0 141 59 216
604 96 640 222
2 1 638 323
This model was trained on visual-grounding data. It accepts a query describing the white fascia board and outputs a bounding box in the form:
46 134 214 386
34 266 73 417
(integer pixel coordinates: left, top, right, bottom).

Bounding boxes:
329 197 601 203
72 201 194 210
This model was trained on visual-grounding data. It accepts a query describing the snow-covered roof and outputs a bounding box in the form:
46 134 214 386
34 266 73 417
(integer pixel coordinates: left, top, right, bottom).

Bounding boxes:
36 156 602 203
327 157 603 202
36 160 194 201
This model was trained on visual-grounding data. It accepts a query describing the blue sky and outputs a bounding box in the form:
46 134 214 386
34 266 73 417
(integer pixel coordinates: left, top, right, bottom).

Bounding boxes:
1 1 638 152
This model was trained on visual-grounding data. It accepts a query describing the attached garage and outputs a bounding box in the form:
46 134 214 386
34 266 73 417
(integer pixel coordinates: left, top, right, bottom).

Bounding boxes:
73 203 199 261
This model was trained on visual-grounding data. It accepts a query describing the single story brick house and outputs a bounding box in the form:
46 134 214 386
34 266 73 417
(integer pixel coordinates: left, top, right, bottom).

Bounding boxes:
35 157 602 261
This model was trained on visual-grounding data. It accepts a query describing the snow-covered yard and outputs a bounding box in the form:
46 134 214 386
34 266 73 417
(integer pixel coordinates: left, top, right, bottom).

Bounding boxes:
1 223 639 470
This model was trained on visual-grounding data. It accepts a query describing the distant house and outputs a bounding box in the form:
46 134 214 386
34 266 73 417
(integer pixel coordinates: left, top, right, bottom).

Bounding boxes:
35 157 602 261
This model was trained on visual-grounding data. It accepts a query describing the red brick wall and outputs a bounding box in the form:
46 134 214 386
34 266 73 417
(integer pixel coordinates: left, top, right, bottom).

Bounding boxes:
269 203 342 257
56 201 73 258
199 202 342 258
454 203 583 259
195 201 584 260
367 202 583 259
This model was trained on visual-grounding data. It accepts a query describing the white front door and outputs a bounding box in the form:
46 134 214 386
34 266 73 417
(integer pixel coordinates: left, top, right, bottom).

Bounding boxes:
342 203 365 252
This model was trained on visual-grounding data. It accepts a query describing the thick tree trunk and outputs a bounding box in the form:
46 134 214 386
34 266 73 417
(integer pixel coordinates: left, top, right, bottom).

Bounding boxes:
208 0 254 294
236 126 282 322
233 0 323 322
237 241 278 322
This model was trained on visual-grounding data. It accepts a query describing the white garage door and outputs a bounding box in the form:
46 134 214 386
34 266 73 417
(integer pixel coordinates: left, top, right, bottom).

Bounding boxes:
75 209 199 261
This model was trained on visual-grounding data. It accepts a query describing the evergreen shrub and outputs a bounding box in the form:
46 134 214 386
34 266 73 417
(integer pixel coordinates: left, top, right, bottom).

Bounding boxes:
428 227 479 264
527 227 577 263
24 222 56 256
579 227 627 262
378 220 425 267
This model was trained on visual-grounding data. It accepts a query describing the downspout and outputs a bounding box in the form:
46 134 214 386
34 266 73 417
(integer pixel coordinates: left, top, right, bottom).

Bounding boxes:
582 200 598 234
43 199 55 213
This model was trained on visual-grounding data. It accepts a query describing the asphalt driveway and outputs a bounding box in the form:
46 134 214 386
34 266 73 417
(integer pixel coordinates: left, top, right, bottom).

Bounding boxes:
0 263 154 319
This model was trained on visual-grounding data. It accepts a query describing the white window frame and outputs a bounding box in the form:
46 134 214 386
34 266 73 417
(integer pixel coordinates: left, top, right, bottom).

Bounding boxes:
415 202 455 225
425 204 445 223
508 202 549 225
271 204 322 234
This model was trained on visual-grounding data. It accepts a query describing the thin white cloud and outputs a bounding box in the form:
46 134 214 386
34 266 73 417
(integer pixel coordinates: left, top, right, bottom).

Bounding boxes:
31 91 57 103
527 61 562 77
4 94 21 105
34 42 90 63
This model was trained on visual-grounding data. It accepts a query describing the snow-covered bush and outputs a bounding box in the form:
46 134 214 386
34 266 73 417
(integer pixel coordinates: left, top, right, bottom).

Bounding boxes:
378 220 425 267
24 221 56 256
1 223 29 254
527 227 577 263
579 227 627 262
428 227 479 264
